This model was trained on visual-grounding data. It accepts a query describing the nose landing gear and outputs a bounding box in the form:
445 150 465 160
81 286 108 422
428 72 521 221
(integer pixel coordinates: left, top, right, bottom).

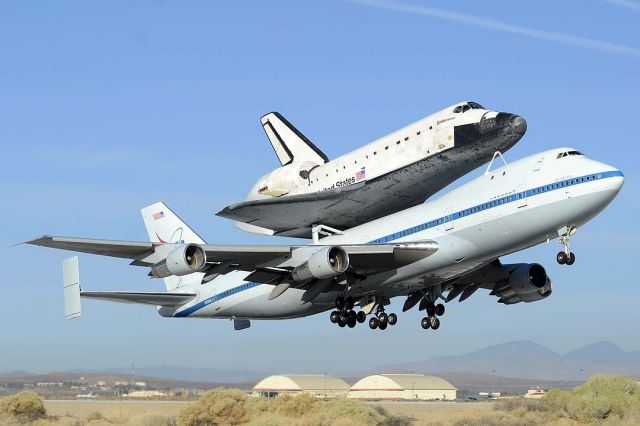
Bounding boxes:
556 227 577 266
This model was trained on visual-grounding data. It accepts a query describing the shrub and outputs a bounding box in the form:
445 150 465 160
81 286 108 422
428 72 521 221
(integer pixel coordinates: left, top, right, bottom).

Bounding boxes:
0 391 46 422
542 374 640 422
135 413 178 426
310 398 386 426
86 411 105 421
177 388 249 426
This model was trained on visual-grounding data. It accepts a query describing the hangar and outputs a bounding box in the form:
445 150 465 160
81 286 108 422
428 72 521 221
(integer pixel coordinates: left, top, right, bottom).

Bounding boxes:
348 374 456 401
252 375 350 398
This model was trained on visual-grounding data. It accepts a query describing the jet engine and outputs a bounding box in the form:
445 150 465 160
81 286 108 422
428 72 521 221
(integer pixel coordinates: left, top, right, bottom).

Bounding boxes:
492 263 552 304
291 246 349 282
150 244 207 278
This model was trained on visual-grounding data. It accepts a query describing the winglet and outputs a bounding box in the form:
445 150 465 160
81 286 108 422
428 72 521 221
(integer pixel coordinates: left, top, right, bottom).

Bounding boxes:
63 256 82 320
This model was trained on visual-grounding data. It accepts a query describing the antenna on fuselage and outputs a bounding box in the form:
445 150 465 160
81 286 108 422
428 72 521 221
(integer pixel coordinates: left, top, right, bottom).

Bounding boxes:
484 151 508 175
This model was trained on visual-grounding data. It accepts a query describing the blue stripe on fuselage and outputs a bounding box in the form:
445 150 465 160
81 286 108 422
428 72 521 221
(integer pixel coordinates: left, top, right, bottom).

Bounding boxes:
174 281 260 317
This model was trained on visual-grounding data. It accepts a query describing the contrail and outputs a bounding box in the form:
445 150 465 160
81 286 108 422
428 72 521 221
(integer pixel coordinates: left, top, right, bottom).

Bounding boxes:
349 0 640 57
604 0 640 12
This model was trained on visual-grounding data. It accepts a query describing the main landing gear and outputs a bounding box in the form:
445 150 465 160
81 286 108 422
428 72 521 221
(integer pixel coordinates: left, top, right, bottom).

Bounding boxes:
368 305 398 331
420 302 445 331
556 227 577 266
329 296 367 329
329 296 398 331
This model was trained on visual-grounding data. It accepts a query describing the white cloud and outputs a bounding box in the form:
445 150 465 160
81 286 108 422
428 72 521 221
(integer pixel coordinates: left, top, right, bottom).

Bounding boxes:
349 0 640 57
604 0 640 12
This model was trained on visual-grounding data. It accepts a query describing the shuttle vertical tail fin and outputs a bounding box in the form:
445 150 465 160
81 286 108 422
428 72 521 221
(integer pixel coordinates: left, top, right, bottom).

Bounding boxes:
141 202 206 290
260 112 329 166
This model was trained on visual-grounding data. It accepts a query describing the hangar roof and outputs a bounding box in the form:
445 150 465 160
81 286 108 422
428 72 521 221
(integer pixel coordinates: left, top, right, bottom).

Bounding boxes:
253 375 350 392
351 374 456 391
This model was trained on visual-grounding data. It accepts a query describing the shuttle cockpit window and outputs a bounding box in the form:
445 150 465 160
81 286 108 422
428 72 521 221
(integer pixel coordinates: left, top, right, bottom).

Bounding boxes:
454 102 484 114
468 102 484 109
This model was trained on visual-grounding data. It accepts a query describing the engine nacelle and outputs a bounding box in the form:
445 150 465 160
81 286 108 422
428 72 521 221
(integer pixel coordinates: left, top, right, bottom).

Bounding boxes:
291 246 349 283
150 244 207 278
493 263 552 304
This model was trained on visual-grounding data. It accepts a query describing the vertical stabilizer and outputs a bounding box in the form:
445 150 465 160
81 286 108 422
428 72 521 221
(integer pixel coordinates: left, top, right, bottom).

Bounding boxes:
141 202 206 290
260 112 329 166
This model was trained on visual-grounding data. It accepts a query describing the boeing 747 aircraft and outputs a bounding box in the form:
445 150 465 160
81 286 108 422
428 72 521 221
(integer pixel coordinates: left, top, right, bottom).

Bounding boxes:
219 102 527 238
27 148 622 331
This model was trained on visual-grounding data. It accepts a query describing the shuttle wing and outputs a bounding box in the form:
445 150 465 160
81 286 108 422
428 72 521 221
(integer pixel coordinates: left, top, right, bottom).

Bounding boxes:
27 236 438 276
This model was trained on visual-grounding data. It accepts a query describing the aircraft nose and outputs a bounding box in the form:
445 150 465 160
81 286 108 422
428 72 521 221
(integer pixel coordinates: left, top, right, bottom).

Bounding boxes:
510 115 527 136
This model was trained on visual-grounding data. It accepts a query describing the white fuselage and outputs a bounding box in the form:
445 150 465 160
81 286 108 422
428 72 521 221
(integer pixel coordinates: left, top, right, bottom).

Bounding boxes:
170 148 623 320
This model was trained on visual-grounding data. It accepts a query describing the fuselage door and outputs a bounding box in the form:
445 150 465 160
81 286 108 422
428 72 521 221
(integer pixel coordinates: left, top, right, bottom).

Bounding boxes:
516 184 528 208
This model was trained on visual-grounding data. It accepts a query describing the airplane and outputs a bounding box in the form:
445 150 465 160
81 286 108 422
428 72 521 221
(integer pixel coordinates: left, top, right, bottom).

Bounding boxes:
26 147 623 331
219 102 527 238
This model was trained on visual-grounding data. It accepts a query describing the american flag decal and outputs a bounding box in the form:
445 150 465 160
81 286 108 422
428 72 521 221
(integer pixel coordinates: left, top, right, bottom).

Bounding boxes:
356 167 366 181
153 211 165 220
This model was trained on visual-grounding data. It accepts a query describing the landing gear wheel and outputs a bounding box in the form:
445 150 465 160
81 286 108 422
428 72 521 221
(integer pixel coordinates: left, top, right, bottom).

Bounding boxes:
329 311 340 324
369 317 379 330
338 317 347 328
335 296 345 310
566 252 576 265
345 297 355 310
347 317 357 328
421 317 431 330
426 304 436 318
430 317 440 330
556 251 568 265
435 304 445 317
378 312 388 325
348 310 357 323
388 313 398 325
379 321 388 330
356 311 366 324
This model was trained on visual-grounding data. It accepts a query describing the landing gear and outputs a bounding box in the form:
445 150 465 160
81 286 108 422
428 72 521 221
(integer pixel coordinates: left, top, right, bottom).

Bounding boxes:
421 302 445 331
556 227 577 266
331 295 398 331
329 311 340 324
388 313 398 325
356 311 366 324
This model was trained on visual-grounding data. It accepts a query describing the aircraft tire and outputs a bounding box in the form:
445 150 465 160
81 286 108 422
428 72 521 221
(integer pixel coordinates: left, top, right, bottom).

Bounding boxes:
356 311 366 323
378 312 388 325
566 252 576 265
345 297 355 310
421 317 431 330
335 296 345 310
556 252 567 264
369 317 379 329
338 317 347 327
348 310 357 323
435 304 445 316
426 304 436 317
330 311 340 323
388 313 397 325
347 317 357 328
431 317 440 330
379 321 388 330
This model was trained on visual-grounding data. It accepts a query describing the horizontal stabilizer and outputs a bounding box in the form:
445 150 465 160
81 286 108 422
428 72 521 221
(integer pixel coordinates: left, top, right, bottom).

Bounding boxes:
81 291 196 306
261 112 328 166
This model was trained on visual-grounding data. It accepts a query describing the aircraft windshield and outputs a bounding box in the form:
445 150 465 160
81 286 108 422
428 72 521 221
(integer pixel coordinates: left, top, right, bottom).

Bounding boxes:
556 150 584 159
453 102 485 113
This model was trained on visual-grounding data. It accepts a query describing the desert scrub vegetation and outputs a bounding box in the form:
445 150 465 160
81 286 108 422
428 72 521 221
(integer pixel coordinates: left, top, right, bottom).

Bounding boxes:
455 374 640 425
0 391 46 423
176 388 402 426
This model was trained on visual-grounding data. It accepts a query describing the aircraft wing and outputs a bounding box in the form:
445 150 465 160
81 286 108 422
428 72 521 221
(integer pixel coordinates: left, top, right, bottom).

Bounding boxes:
27 236 438 276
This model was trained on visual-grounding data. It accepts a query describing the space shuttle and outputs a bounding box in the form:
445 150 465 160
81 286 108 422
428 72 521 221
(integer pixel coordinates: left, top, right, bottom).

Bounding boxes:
218 101 527 238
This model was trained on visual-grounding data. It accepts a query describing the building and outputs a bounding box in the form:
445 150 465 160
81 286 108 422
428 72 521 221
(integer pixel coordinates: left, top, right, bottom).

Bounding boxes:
348 374 456 401
252 375 350 398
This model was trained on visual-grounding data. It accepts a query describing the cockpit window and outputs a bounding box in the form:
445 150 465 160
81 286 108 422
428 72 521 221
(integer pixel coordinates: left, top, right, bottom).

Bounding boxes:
454 102 484 113
468 102 484 109
556 150 584 159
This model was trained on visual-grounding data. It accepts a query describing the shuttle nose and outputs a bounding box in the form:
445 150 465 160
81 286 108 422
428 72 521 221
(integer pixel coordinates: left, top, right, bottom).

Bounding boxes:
510 115 527 136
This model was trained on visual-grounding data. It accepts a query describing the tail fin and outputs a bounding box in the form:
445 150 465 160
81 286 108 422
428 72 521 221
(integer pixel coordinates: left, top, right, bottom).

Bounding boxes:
141 202 206 290
260 112 329 166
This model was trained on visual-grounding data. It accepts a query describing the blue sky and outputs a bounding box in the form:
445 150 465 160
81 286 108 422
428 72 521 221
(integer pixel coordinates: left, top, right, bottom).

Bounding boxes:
1 0 638 375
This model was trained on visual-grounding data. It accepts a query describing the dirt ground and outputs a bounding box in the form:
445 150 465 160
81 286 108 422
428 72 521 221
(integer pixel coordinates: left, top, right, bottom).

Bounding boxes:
42 399 495 425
